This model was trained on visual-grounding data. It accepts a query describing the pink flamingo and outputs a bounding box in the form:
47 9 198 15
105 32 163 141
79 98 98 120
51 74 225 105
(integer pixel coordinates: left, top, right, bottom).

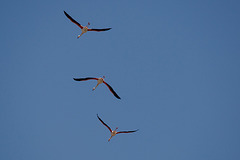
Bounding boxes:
97 114 138 142
73 76 121 99
64 11 112 38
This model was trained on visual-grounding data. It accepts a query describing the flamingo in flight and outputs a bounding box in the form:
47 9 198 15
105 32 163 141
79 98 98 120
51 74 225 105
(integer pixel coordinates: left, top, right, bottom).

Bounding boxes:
97 114 138 142
73 76 121 99
64 11 112 38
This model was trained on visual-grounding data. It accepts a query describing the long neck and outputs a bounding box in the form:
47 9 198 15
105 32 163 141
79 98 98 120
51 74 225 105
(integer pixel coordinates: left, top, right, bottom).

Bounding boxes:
108 135 113 142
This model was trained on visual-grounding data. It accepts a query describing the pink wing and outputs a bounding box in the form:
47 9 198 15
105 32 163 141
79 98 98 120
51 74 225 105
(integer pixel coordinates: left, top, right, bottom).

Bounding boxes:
73 77 98 81
64 11 83 29
103 81 121 99
97 114 112 133
88 28 112 32
117 129 139 134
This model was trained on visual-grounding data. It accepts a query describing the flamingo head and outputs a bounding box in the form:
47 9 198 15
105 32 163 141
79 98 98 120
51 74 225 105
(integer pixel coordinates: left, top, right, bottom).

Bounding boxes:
102 76 105 79
87 22 90 27
115 127 118 130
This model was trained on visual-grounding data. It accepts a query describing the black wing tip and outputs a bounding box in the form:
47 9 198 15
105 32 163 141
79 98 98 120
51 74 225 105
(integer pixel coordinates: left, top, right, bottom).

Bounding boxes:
63 11 68 15
114 92 121 99
128 129 139 133
64 11 71 19
73 77 83 81
73 78 82 81
97 114 101 119
104 28 112 30
104 28 112 31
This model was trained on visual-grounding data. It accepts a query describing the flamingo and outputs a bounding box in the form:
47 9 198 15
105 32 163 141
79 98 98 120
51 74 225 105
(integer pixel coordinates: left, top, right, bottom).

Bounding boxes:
64 11 112 38
97 114 138 142
73 76 121 99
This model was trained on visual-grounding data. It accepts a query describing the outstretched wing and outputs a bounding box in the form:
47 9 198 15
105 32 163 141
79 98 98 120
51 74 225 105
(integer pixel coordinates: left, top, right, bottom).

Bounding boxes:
88 28 112 32
97 114 112 133
103 81 121 99
64 11 83 29
117 129 139 134
73 77 98 81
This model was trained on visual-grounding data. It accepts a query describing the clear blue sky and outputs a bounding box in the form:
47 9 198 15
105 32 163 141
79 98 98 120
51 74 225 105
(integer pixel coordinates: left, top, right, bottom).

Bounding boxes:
1 0 240 159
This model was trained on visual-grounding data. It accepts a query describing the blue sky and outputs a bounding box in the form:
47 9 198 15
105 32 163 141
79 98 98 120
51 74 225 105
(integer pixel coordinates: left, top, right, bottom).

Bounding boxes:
1 0 240 159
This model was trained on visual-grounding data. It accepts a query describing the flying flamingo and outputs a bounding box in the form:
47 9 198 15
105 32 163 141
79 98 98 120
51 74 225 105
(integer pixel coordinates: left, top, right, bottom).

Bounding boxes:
97 114 138 142
73 76 121 99
64 11 112 38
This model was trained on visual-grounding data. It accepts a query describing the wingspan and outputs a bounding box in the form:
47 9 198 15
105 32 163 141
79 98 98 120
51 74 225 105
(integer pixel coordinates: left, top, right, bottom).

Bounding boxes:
73 77 98 81
88 28 112 32
64 11 83 29
103 81 121 99
117 129 139 134
97 114 112 133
